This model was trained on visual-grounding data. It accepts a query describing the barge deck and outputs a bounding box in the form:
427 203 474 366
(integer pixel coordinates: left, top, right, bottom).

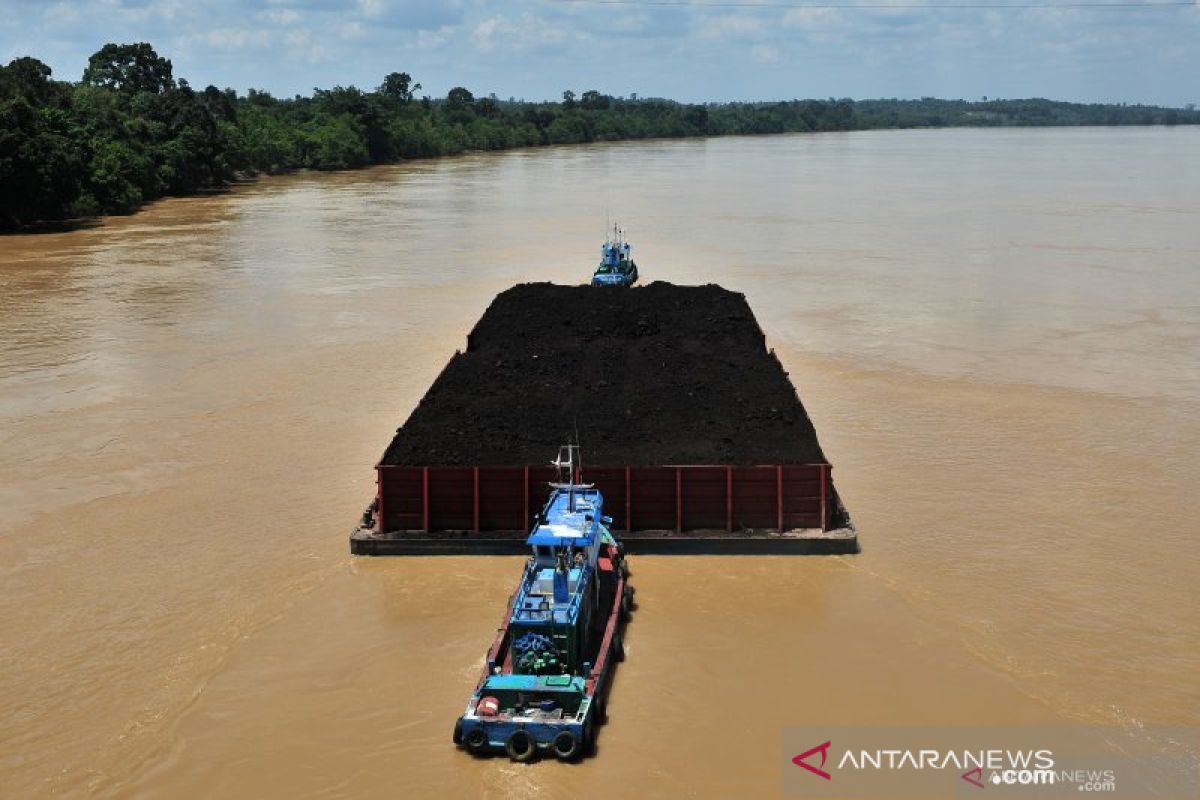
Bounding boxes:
351 526 858 555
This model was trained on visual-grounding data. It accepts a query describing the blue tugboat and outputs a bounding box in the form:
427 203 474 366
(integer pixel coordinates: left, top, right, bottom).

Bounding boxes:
591 225 639 286
453 446 633 761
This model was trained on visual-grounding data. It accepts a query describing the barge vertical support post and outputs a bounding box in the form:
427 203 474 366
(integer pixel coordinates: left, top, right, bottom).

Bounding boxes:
820 464 828 531
375 466 384 532
523 466 530 529
726 466 733 533
473 466 480 533
776 465 784 533
625 466 631 532
675 468 682 534
422 466 430 533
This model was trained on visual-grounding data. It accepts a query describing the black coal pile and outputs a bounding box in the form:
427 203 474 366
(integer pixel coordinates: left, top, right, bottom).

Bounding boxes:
383 282 830 466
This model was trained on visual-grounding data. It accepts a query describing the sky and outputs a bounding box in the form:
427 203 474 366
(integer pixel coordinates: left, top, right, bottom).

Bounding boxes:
1 0 1197 106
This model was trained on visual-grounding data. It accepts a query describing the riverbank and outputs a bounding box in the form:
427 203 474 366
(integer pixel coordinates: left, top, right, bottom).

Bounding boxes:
5 45 1200 230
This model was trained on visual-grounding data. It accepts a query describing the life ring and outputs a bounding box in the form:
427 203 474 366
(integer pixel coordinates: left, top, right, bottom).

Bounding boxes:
465 726 489 753
506 729 536 762
552 730 581 760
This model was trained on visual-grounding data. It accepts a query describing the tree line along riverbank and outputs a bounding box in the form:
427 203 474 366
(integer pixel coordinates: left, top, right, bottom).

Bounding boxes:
3 42 1198 230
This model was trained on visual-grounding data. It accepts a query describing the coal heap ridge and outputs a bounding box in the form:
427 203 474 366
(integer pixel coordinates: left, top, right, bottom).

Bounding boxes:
383 282 829 466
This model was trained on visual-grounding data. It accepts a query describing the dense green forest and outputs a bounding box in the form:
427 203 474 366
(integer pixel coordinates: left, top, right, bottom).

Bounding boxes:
2 42 1198 229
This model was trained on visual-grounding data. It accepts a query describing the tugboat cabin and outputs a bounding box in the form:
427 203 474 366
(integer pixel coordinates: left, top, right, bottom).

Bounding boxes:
501 485 606 675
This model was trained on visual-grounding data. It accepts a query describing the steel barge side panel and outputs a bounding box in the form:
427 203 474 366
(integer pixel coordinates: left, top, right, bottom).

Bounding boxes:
377 463 834 535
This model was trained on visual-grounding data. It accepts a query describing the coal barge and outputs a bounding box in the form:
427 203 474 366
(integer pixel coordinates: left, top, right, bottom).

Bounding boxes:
352 282 855 555
454 445 632 761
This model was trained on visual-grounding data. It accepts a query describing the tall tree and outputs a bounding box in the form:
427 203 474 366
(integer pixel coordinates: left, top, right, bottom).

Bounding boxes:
379 72 420 103
0 57 57 104
82 43 174 94
446 87 475 110
580 90 609 110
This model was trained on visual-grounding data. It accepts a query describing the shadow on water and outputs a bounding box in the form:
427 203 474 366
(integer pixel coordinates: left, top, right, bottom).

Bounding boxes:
1 216 104 235
0 180 255 236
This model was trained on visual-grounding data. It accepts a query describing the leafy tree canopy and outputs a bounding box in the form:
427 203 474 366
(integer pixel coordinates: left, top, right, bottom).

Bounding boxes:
82 42 174 94
446 86 475 109
380 72 420 103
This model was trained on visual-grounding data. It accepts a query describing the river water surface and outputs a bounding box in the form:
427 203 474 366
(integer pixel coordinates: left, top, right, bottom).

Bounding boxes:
1 127 1198 798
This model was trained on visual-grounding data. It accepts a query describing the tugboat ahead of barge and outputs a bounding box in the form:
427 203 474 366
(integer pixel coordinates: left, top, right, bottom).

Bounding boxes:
453 445 633 761
591 225 639 286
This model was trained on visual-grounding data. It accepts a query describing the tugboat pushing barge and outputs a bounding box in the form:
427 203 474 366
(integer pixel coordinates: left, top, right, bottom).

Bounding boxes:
453 445 633 761
591 225 639 286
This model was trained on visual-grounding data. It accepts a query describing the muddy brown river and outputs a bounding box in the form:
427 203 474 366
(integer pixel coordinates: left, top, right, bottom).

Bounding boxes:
1 128 1198 798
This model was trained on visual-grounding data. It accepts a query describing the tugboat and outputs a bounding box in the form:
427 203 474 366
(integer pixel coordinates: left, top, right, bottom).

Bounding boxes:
453 445 633 761
591 225 639 286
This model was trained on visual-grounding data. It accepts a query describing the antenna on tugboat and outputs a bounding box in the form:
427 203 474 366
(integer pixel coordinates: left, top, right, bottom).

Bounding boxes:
573 418 582 484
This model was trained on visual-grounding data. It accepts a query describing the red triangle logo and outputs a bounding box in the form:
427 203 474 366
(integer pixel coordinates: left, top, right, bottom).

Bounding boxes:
962 766 985 788
792 740 832 780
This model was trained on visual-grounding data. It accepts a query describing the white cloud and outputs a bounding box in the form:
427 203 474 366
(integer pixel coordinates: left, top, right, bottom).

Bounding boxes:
336 20 366 40
782 8 842 32
257 8 301 26
283 27 335 63
357 0 385 19
198 27 272 51
471 12 570 54
471 15 503 53
694 13 767 41
415 26 451 50
750 43 782 65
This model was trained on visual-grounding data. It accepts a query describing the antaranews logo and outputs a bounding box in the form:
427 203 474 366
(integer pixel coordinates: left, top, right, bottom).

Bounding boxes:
790 739 1055 783
784 725 1199 799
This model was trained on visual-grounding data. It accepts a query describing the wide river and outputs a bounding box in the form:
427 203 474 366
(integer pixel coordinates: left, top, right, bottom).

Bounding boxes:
1 127 1197 798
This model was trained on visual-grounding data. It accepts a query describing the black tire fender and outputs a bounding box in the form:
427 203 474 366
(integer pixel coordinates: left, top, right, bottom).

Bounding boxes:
465 726 489 753
505 729 536 763
552 730 581 761
583 718 597 755
453 717 464 745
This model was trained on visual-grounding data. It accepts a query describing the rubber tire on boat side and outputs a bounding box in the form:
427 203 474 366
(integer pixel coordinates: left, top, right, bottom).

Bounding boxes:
552 731 581 761
614 632 625 662
506 730 536 763
593 668 609 725
465 727 488 753
583 718 597 756
453 717 463 745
